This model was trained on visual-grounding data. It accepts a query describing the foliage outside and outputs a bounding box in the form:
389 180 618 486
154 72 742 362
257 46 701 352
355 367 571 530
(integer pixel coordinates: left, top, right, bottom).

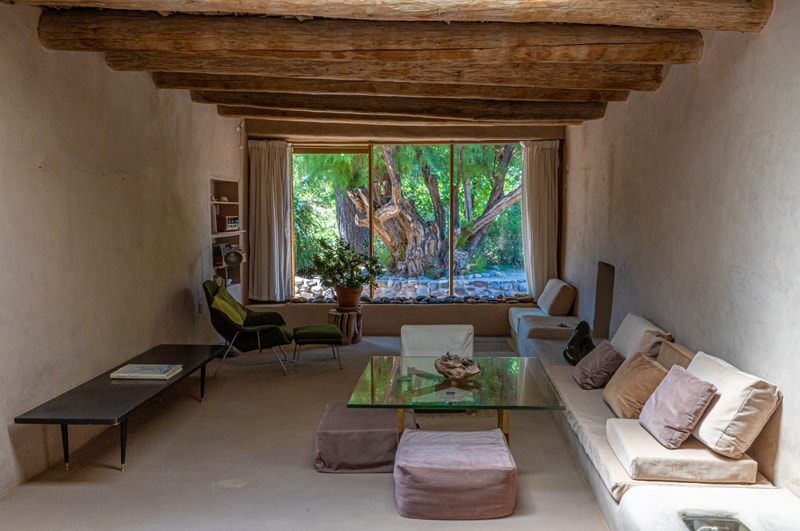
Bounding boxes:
293 144 526 294
302 237 384 289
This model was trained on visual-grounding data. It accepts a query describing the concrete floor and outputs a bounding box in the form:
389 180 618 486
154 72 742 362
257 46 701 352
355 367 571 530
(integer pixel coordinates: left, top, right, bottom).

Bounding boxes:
0 337 609 530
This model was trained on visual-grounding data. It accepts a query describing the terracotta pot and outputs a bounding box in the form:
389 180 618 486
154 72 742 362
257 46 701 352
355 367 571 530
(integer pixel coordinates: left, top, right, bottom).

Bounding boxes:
334 286 362 312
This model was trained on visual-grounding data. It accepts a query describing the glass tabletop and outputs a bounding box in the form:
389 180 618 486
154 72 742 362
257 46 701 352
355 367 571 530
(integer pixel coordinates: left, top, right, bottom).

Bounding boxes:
347 355 565 411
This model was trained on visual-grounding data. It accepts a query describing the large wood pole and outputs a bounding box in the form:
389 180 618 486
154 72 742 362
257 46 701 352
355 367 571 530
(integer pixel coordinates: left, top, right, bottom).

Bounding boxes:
18 0 774 31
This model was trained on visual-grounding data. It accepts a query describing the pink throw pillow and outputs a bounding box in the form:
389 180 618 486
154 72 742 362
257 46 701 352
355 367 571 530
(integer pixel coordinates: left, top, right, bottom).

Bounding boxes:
572 340 625 390
639 365 717 449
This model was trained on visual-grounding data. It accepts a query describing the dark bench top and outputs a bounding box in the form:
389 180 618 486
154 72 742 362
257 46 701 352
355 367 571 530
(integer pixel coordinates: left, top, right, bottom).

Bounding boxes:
15 344 224 470
16 344 223 426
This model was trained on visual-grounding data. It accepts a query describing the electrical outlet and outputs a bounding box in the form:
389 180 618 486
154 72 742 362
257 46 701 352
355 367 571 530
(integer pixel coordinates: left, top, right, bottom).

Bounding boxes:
198 301 203 315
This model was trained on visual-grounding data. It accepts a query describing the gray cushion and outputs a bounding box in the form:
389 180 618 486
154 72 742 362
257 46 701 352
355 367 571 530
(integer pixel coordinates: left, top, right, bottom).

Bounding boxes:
573 340 625 390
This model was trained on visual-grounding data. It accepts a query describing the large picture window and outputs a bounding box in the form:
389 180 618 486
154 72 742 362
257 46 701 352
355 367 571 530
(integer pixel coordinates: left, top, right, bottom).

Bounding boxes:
293 144 527 301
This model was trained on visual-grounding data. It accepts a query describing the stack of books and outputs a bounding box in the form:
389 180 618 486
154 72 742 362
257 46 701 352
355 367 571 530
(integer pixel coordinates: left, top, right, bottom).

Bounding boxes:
110 364 183 380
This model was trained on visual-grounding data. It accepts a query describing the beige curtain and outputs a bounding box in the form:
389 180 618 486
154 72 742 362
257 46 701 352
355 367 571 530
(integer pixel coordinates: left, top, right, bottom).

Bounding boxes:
521 140 560 299
248 139 292 301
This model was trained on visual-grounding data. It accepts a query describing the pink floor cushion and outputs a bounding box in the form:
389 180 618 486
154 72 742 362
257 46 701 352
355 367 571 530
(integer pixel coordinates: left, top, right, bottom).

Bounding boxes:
393 429 517 520
314 402 415 473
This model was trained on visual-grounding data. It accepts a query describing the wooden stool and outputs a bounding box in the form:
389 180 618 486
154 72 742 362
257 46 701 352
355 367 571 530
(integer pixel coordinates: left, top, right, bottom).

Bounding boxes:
327 308 363 345
314 402 416 473
393 429 517 519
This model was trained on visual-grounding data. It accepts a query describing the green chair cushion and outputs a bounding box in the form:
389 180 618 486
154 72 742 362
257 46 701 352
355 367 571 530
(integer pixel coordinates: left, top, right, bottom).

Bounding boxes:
216 284 248 321
212 295 244 326
294 324 344 344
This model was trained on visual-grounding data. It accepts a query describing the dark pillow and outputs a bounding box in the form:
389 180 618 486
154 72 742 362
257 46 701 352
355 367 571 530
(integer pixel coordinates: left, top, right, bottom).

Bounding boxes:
640 365 718 449
572 340 625 390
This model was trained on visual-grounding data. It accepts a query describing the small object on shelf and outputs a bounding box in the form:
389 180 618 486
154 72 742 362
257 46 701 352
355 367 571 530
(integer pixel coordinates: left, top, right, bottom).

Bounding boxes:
434 353 481 381
110 364 182 380
216 215 240 232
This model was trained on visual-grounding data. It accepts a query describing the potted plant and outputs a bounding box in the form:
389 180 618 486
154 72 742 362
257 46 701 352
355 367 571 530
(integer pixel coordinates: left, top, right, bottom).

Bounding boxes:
305 236 384 311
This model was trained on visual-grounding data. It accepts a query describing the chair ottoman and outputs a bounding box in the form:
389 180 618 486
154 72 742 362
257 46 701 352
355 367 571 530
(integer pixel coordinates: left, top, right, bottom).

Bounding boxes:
393 428 517 520
314 402 416 473
293 324 344 369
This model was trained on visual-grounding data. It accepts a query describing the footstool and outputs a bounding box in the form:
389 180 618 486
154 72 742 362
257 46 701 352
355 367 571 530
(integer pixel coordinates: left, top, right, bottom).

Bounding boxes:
293 324 345 369
393 428 517 520
314 402 416 473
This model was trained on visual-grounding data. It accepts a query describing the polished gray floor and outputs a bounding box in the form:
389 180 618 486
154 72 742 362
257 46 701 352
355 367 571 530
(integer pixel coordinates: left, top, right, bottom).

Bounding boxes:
0 337 609 530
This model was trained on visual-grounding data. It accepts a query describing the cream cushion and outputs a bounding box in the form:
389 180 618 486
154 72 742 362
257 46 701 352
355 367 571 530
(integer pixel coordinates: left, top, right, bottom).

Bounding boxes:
536 278 576 316
610 313 673 359
687 352 781 458
607 418 758 483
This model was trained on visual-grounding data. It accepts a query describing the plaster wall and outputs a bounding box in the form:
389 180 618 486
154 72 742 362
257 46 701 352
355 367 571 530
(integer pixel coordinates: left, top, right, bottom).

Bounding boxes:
562 0 800 494
0 5 242 493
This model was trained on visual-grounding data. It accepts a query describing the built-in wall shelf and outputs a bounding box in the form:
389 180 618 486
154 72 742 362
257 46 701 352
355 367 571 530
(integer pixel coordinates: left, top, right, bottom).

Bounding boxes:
210 178 246 302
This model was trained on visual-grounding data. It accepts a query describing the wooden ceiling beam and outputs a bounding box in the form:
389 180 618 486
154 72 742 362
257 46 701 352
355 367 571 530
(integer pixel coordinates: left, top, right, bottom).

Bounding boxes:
17 0 773 32
39 10 703 65
153 73 630 102
195 91 606 122
107 53 663 91
218 106 583 126
244 119 565 143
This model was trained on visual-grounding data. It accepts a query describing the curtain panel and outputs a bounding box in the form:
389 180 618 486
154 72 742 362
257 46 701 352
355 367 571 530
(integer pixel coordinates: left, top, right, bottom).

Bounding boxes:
248 139 293 301
521 140 560 299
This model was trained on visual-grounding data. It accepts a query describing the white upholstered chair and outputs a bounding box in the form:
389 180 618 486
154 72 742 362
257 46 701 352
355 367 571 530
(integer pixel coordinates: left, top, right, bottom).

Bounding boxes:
400 324 475 358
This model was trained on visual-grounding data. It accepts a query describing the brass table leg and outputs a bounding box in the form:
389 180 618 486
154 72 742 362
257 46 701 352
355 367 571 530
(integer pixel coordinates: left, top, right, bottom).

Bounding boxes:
398 409 407 444
498 409 510 444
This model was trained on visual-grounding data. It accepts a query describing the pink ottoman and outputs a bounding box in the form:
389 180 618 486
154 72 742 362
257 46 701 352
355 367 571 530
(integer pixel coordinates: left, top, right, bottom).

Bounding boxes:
314 402 415 473
393 429 517 519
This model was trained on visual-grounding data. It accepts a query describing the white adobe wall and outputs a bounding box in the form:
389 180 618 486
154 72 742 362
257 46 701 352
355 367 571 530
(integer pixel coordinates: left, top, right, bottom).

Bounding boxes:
562 0 800 495
0 5 242 493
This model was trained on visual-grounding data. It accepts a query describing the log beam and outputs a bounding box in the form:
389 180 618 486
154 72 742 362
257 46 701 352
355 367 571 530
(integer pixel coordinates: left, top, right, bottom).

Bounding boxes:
193 91 606 122
217 106 584 126
153 73 630 102
15 0 774 32
107 53 663 91
244 119 565 143
39 10 703 65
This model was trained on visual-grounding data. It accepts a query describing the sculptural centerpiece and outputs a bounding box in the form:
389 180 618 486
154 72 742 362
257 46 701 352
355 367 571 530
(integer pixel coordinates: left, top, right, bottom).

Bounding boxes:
434 353 482 382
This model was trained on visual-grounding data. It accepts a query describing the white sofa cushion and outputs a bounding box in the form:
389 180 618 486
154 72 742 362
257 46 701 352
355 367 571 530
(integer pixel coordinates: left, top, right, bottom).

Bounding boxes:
536 278 576 316
607 419 758 484
508 306 546 334
610 313 673 359
687 352 781 458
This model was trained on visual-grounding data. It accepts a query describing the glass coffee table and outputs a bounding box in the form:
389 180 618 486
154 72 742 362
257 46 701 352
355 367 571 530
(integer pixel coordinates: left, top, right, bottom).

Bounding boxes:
347 356 565 441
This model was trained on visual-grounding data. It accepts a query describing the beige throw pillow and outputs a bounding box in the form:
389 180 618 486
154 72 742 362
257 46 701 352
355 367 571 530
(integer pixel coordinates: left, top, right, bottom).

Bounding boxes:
536 279 576 317
602 352 668 419
687 352 781 458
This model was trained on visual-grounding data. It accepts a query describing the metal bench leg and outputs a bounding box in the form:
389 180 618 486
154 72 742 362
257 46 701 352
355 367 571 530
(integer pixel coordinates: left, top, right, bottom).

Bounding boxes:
60 424 70 471
214 332 240 378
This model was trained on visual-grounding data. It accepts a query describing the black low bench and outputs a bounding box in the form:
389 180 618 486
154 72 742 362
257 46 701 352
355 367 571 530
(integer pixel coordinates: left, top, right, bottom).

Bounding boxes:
15 344 223 471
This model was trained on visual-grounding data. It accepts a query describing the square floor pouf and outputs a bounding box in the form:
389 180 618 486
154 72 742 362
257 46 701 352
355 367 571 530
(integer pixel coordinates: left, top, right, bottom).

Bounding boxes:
393 428 517 519
314 402 415 473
